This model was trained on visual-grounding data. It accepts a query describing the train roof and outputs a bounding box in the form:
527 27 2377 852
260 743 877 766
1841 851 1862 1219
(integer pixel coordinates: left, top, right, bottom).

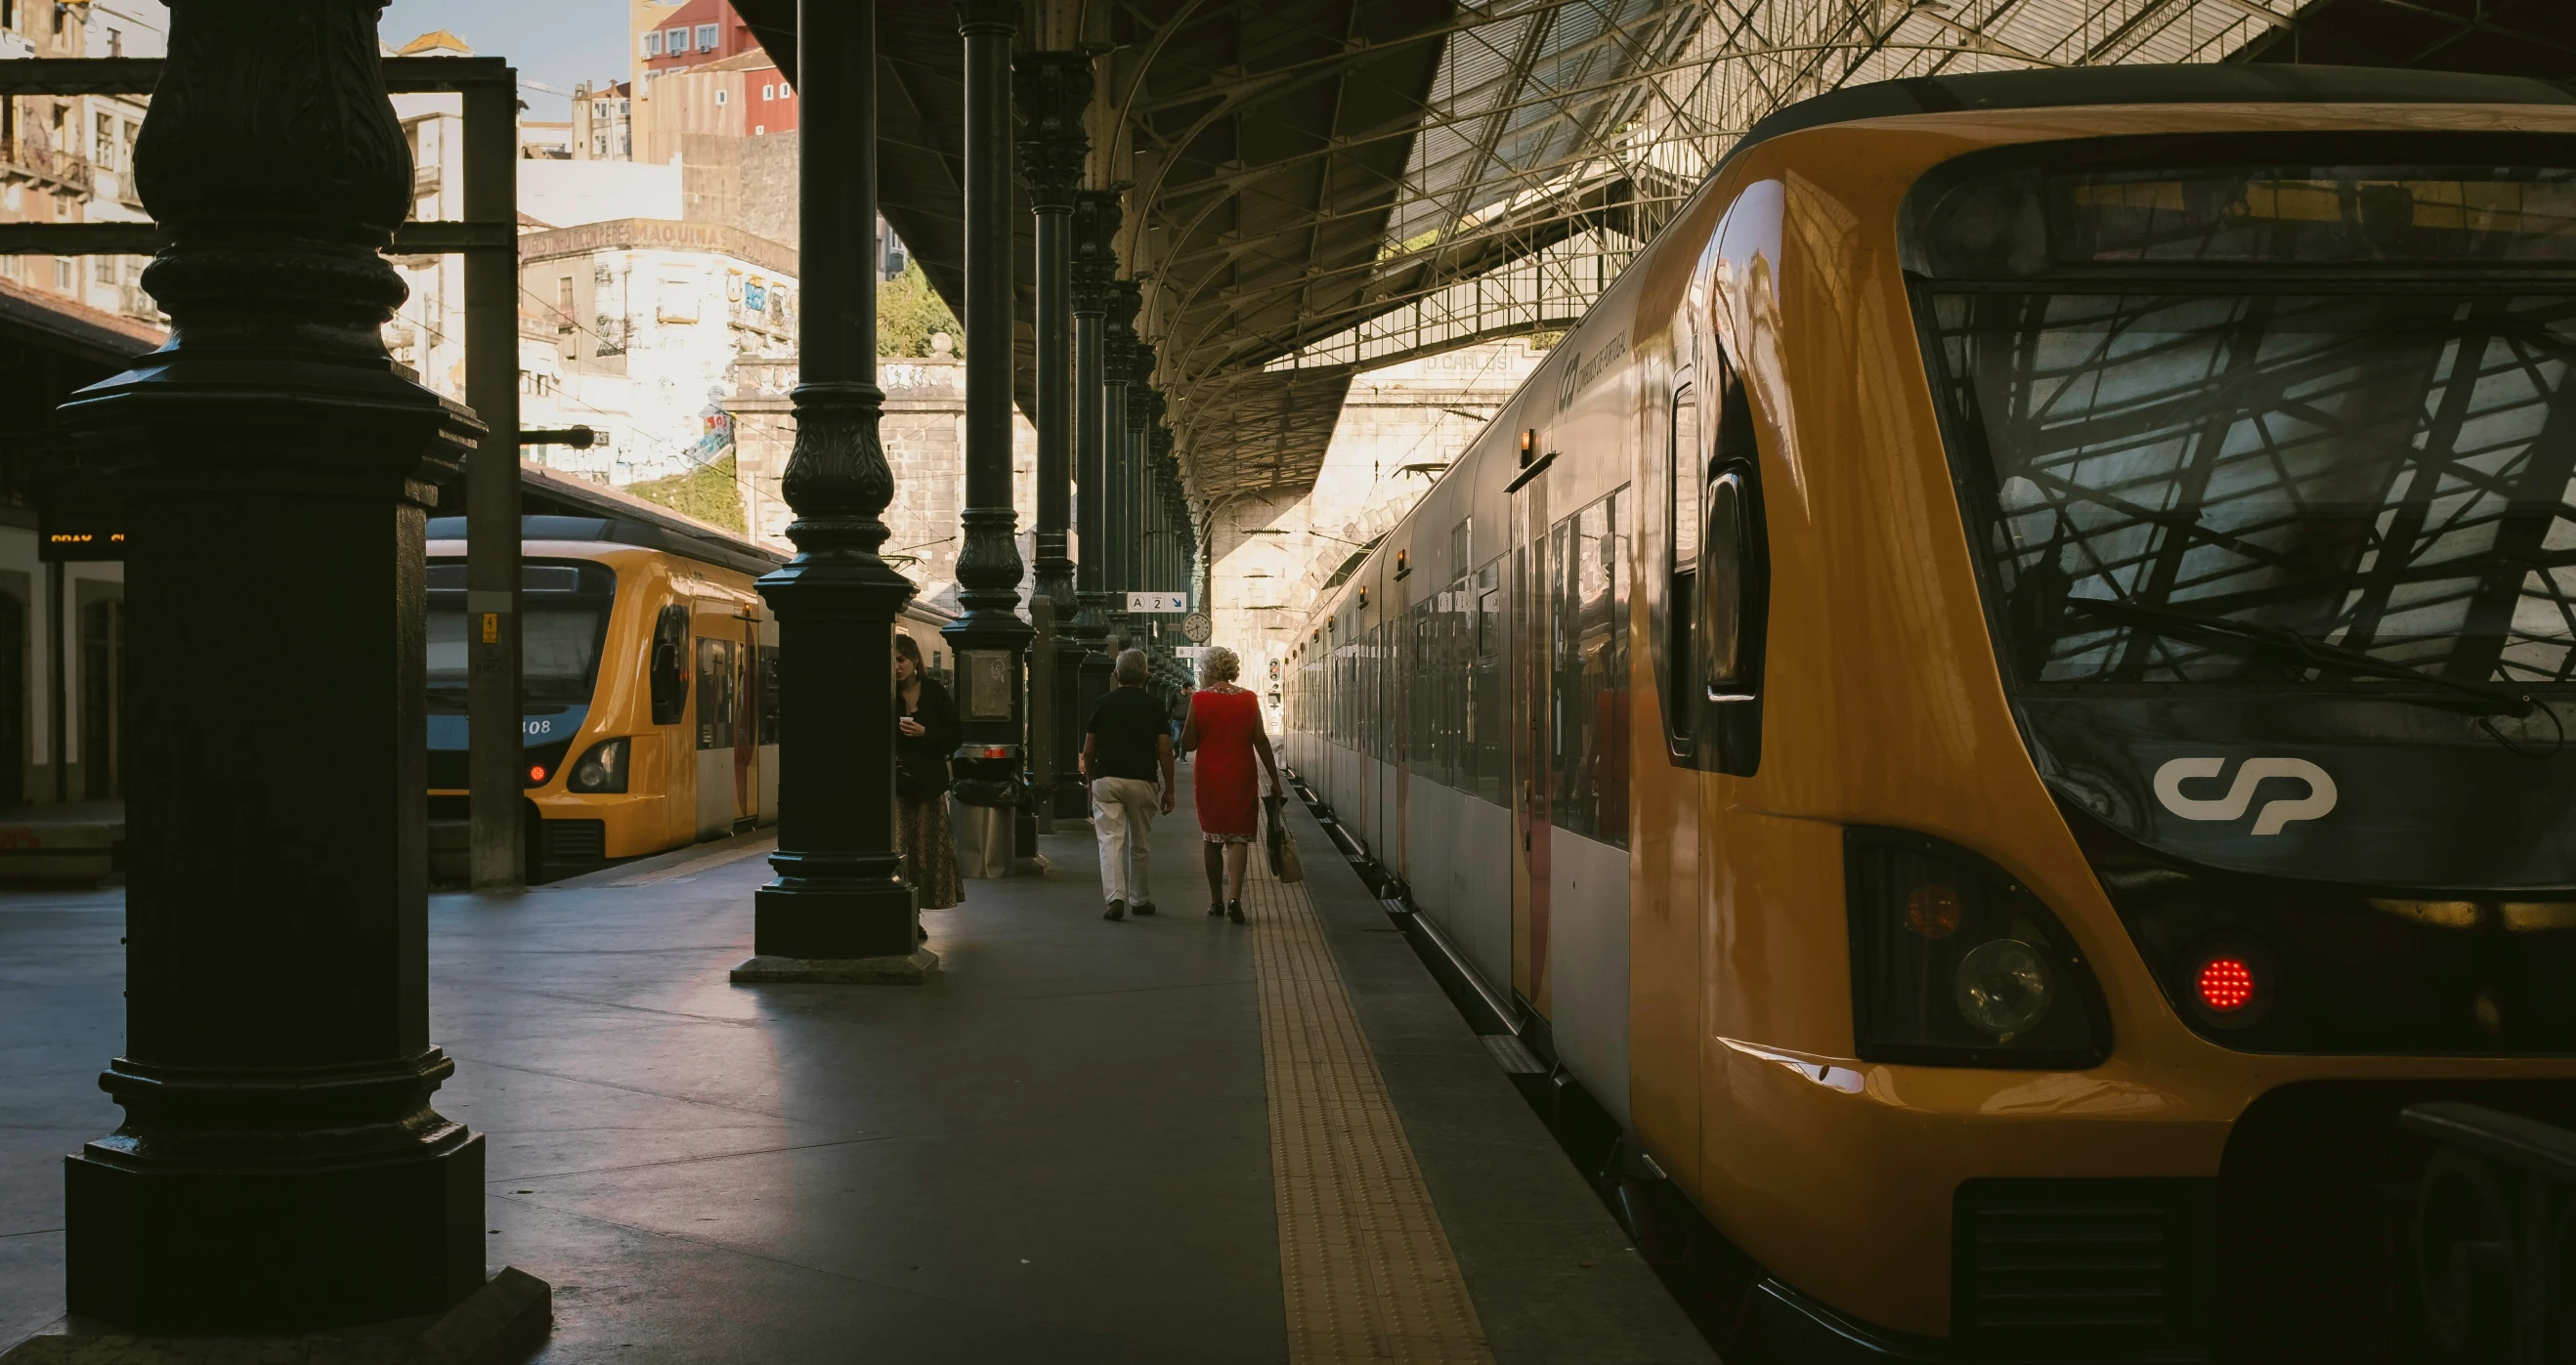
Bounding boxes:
423 512 791 579
429 459 789 579
1739 64 2576 158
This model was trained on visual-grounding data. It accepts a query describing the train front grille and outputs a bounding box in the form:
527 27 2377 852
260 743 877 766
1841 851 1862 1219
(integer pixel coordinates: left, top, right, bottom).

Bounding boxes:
1953 1178 2212 1358
542 819 607 868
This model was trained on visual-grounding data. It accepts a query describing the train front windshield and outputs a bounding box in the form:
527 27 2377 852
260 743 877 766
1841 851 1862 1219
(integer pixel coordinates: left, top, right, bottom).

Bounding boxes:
1917 159 2576 694
1908 152 2576 1053
425 563 616 715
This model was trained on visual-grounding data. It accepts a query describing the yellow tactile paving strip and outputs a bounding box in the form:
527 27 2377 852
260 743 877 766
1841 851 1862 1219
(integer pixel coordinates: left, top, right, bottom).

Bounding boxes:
1245 858 1496 1364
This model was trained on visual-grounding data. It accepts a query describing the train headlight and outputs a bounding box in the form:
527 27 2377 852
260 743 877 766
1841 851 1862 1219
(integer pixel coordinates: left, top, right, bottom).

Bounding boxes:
1845 828 2106 1067
567 737 629 793
1954 938 2054 1038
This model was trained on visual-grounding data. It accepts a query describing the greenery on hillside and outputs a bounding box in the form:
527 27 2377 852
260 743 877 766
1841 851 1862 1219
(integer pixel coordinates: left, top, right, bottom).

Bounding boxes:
879 259 964 359
625 453 746 533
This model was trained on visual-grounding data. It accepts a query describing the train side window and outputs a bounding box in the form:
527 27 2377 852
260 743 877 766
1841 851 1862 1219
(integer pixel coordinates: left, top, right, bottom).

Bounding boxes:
1701 474 1750 689
1668 382 1701 743
649 605 689 725
1698 362 1770 777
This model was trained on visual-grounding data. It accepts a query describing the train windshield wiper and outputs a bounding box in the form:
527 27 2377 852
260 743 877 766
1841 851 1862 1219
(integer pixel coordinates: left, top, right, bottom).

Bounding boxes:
2066 597 2536 719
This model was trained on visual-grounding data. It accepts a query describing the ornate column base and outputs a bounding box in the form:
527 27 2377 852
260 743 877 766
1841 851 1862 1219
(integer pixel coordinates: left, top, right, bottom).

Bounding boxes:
731 949 939 984
60 1071 488 1335
751 844 921 965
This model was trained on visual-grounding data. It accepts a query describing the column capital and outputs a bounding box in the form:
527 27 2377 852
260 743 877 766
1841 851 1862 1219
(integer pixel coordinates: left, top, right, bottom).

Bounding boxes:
1071 189 1122 316
1103 277 1140 377
1014 51 1090 213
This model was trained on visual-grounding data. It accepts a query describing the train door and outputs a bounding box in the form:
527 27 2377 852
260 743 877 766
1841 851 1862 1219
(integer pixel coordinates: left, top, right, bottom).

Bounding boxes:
1393 578 1411 892
693 609 739 840
1511 465 1553 1012
1357 613 1376 845
729 607 759 832
755 616 780 825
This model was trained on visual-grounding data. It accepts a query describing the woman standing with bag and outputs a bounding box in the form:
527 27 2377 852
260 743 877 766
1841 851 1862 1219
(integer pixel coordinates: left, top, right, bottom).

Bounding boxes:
894 633 964 911
1181 645 1280 924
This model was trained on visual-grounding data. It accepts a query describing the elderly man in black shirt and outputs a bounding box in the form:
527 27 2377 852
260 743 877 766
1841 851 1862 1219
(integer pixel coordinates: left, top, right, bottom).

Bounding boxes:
1083 649 1177 921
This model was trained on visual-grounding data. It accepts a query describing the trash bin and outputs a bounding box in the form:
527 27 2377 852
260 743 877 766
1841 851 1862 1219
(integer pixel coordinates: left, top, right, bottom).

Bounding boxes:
953 798 1012 879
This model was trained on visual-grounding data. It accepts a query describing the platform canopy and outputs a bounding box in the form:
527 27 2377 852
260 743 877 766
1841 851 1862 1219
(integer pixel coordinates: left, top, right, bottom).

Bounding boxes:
732 0 2576 509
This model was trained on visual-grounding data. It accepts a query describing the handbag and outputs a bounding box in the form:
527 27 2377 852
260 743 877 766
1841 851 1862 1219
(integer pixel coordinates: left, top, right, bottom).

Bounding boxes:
1266 795 1305 884
1264 795 1286 876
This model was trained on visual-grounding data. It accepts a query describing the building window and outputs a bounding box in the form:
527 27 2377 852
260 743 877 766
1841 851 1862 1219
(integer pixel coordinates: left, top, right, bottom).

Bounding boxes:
93 256 111 285
642 29 661 57
695 23 717 50
665 26 687 54
93 112 112 166
54 258 71 291
713 89 727 106
752 124 763 136
761 84 773 100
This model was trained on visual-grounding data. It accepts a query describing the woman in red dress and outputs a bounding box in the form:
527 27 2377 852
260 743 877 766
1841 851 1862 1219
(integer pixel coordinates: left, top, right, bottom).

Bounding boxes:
1181 645 1280 924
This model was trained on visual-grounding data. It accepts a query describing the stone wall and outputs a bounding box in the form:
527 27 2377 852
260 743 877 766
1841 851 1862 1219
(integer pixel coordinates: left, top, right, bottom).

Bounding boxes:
1205 339 1548 728
681 130 797 247
729 355 1037 608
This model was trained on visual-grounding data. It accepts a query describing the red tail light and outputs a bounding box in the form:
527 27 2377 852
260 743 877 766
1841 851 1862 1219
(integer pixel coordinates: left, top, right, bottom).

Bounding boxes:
2177 935 2277 1030
2196 958 2254 1012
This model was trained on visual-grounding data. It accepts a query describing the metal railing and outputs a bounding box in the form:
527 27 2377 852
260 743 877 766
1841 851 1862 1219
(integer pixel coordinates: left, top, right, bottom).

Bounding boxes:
2403 1101 2576 1360
0 137 90 194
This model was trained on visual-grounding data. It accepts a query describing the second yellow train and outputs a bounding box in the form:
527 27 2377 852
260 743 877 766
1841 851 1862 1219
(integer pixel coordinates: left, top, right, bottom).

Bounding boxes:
425 510 952 880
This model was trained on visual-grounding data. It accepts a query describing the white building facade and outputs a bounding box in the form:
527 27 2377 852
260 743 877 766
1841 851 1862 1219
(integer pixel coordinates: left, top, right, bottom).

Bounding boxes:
517 217 796 485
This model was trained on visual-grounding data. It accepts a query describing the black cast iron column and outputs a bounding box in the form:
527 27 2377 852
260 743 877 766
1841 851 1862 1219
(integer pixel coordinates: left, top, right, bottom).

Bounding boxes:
740 0 923 972
1137 367 1163 612
1101 277 1139 648
1070 190 1120 711
1149 405 1177 649
1014 52 1087 823
52 0 489 1331
943 0 1029 854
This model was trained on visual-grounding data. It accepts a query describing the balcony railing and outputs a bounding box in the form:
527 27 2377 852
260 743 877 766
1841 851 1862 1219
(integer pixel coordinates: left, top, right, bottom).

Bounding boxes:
0 138 91 195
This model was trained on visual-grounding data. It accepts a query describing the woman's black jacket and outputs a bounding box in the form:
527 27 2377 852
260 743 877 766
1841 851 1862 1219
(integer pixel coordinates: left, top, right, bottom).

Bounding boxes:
896 675 961 798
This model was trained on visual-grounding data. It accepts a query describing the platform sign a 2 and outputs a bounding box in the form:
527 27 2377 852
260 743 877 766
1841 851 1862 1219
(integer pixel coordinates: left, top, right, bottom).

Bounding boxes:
1127 591 1188 614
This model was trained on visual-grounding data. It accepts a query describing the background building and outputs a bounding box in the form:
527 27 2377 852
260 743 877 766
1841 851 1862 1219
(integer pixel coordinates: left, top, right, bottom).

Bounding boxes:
517 216 795 486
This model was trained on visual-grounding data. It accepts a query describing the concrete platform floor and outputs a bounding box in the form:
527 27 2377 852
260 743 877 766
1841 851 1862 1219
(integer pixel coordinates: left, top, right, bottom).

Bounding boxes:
0 772 1712 1364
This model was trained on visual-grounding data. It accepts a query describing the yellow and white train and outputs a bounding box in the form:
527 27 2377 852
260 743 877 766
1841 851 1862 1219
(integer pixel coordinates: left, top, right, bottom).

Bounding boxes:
1284 65 2576 1360
426 512 952 878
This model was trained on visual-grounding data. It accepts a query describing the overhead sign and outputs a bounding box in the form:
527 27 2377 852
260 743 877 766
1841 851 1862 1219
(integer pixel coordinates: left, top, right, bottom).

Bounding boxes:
40 529 124 562
1128 591 1188 614
1174 646 1208 661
